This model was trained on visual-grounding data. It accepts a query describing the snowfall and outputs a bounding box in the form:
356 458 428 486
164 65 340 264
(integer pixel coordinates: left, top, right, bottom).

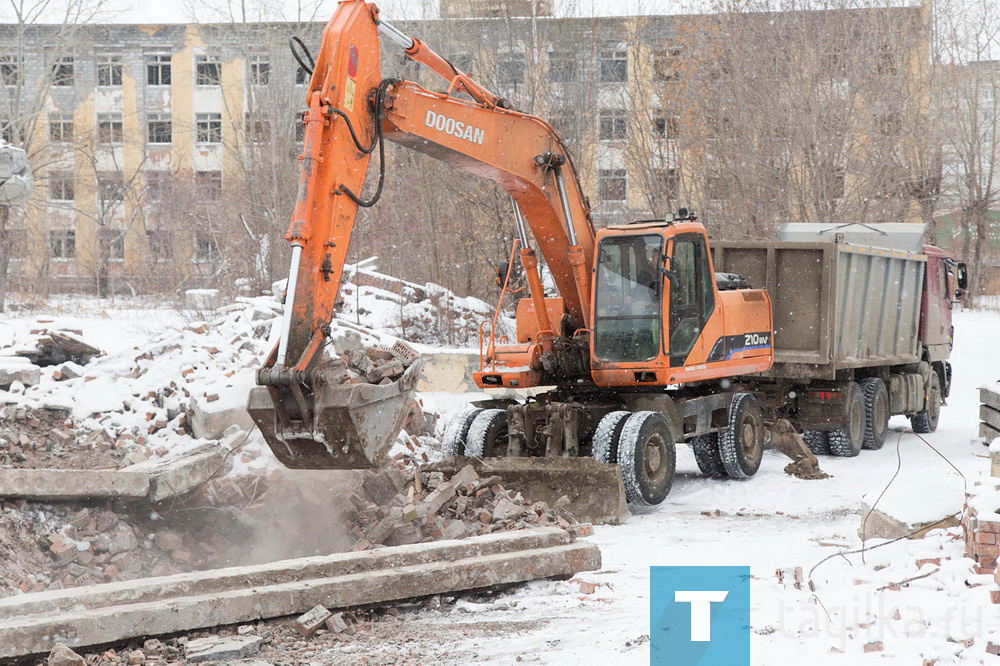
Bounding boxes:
0 272 998 665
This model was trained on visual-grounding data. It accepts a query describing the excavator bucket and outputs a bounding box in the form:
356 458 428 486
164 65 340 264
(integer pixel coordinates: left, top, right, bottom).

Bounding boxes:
248 359 424 470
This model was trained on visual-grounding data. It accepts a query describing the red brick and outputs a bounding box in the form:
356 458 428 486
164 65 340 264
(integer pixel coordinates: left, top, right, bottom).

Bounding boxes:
170 550 191 563
981 521 1000 534
977 532 997 544
978 544 1000 556
988 641 1000 656
103 564 119 580
916 558 942 567
863 641 884 653
990 588 1000 604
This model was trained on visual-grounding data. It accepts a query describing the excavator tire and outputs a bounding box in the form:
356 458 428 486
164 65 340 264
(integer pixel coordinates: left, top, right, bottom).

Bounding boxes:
718 393 765 479
910 372 941 434
442 408 483 457
801 430 830 456
618 411 676 508
829 382 865 457
691 433 727 479
860 377 889 450
465 409 510 458
592 411 630 464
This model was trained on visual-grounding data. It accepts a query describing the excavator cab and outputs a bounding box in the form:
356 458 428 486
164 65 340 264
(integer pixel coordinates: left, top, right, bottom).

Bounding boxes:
590 217 773 388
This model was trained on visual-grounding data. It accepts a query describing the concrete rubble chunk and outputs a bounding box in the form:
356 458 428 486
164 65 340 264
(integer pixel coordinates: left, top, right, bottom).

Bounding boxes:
294 605 332 637
858 501 960 541
126 446 230 502
47 643 84 666
184 289 222 312
185 635 263 662
0 358 41 389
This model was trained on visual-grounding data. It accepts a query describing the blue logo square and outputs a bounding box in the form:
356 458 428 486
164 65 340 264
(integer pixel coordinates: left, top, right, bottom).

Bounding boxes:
650 566 750 666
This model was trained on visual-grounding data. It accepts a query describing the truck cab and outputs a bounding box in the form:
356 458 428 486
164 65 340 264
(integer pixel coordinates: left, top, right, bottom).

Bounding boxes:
920 245 968 396
589 215 774 388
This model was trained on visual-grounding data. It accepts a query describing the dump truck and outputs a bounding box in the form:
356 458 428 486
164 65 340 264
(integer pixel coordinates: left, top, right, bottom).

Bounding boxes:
708 223 968 461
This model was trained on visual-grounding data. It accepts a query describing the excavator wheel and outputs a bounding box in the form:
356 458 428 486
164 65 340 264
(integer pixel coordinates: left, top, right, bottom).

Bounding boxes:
801 430 830 456
910 372 941 434
860 378 889 450
618 411 676 508
691 433 727 479
465 409 510 458
442 408 483 457
592 411 630 464
829 382 865 457
719 393 765 479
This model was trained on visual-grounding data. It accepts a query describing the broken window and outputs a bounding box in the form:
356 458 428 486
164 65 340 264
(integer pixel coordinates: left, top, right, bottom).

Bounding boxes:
196 55 221 86
147 53 171 86
250 54 270 85
51 56 74 86
600 45 627 83
97 113 123 144
97 54 123 87
0 54 20 86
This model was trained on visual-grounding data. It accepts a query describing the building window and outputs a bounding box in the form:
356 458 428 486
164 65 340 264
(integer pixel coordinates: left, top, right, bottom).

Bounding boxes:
653 112 679 139
97 54 122 87
250 54 270 85
831 167 846 200
654 167 680 200
147 229 174 261
548 51 576 83
599 109 626 141
550 110 580 140
704 174 725 201
195 170 222 199
49 229 75 259
196 55 221 86
0 55 20 86
51 56 74 86
295 65 309 85
1 119 12 143
497 52 524 86
196 113 222 144
195 228 219 261
48 171 74 202
295 115 306 143
49 113 74 143
653 48 682 82
145 170 170 201
97 113 123 144
147 113 172 144
599 168 627 201
97 172 125 202
147 53 171 86
876 111 902 137
875 44 897 76
98 228 125 260
600 45 627 83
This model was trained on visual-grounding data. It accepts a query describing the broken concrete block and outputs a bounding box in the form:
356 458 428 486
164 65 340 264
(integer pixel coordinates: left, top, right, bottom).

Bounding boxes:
0 358 40 389
492 498 524 522
419 482 457 517
47 643 84 666
325 612 353 634
0 469 150 501
153 532 184 552
450 464 479 490
294 605 332 637
185 635 263 662
184 289 222 312
126 446 230 502
53 362 83 381
859 502 960 541
189 391 255 440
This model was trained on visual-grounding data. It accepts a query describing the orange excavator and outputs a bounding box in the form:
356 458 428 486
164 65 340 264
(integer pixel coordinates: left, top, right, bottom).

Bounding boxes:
248 0 775 507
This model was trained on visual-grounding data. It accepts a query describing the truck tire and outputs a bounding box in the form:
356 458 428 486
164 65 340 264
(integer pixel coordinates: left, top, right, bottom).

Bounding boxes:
592 411 630 464
801 430 830 455
691 433 727 479
441 408 482 457
465 409 509 458
910 372 941 434
828 382 864 457
860 378 889 450
618 411 676 507
718 393 765 479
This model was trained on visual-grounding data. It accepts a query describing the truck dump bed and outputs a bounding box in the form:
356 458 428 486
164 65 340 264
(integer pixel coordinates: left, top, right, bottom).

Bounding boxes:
712 224 927 380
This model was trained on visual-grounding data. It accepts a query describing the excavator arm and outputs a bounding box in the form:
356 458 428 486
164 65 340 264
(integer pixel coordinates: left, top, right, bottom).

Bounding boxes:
252 0 596 469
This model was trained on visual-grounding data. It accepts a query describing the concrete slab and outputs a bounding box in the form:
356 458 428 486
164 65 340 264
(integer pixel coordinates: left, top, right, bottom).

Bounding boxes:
185 635 263 662
0 468 149 500
424 456 630 525
0 527 600 660
126 446 230 502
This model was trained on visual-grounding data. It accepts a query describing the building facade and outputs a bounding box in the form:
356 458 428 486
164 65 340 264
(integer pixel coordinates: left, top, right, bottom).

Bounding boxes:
0 5 930 296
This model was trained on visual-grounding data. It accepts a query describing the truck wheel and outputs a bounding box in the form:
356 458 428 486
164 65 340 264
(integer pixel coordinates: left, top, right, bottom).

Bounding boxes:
828 382 864 457
465 409 509 458
691 433 727 479
910 372 941 434
618 411 676 507
860 378 889 450
801 430 830 455
592 411 630 464
719 393 765 479
441 408 482 457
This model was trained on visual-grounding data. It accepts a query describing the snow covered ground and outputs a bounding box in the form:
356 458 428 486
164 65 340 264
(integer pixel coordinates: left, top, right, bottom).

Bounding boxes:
1 292 996 664
421 309 999 665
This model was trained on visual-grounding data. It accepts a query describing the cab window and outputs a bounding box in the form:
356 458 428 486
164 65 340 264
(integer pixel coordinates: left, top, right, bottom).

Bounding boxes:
594 234 663 362
669 234 715 364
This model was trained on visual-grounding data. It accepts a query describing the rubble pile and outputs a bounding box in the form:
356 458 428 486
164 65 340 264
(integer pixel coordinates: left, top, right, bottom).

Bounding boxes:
347 464 588 551
332 339 421 386
0 404 126 470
